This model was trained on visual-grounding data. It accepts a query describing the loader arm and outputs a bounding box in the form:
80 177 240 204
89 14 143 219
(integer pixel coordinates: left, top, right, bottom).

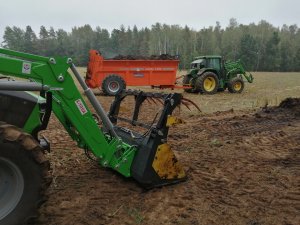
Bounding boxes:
0 48 186 188
225 60 254 83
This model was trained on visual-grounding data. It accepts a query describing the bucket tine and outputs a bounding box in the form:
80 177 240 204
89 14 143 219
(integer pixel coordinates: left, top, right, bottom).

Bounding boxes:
145 98 152 104
156 98 164 105
181 100 192 111
182 98 201 112
149 97 158 105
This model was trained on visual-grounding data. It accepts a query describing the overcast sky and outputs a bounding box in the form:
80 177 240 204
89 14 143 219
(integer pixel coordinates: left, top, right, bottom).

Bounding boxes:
0 0 299 43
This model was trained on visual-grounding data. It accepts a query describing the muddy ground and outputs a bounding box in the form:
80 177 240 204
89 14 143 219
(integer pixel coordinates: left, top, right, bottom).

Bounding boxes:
35 96 300 225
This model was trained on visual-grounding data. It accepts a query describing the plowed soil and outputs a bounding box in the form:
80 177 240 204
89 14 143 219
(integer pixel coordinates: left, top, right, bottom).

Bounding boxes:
35 95 300 225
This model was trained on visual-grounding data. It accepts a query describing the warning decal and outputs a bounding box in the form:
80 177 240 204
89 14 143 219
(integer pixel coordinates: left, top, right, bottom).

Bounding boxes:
75 99 88 115
22 62 31 74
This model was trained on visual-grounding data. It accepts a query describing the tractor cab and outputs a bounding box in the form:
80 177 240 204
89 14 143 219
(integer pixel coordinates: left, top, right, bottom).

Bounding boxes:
192 56 223 74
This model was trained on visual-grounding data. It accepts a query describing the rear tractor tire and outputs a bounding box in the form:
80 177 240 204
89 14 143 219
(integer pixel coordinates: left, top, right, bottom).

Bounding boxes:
195 72 219 94
182 75 198 93
0 123 51 225
228 77 244 93
102 74 126 96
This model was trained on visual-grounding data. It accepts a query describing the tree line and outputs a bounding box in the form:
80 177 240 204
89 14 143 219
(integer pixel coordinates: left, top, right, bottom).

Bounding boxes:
1 19 300 71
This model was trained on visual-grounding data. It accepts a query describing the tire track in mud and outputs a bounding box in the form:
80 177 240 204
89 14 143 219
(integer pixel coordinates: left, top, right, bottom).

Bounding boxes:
169 101 300 225
36 99 300 225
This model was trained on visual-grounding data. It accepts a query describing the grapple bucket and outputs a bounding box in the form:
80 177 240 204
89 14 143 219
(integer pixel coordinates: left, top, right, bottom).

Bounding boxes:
108 90 187 188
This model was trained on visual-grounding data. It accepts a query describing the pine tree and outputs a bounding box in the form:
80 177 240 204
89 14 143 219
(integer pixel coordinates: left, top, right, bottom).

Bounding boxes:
3 26 25 51
24 26 37 54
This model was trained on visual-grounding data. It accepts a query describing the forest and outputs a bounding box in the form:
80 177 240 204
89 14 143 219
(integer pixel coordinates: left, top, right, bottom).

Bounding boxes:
1 19 300 71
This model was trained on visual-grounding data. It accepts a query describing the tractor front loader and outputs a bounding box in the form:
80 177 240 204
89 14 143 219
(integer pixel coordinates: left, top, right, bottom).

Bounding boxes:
0 48 193 225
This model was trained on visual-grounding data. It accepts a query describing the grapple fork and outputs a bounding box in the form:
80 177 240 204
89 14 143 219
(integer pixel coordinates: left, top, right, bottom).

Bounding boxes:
108 90 188 188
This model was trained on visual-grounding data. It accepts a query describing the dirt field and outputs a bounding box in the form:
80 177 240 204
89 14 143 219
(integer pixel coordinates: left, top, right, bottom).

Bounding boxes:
35 72 300 225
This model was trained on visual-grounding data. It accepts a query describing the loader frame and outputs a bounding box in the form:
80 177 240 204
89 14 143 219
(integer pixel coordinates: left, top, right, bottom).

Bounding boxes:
0 48 186 187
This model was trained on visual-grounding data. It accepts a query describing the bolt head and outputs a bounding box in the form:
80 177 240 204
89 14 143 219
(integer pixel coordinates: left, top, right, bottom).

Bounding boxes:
158 130 164 136
57 75 64 82
49 58 56 64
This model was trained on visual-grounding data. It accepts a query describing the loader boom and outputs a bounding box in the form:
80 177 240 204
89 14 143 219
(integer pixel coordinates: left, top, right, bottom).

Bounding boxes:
224 60 254 83
0 48 137 176
0 48 186 188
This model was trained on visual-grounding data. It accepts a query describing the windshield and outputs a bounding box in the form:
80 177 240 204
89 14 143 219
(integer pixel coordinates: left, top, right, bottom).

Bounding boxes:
190 63 198 69
190 59 204 69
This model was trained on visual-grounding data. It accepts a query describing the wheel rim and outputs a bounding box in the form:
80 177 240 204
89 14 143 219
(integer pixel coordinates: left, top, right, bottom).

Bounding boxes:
108 81 120 93
234 82 242 91
203 77 216 92
0 157 24 220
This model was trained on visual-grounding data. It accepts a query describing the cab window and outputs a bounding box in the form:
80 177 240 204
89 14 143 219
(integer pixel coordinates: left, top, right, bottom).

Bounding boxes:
207 58 221 70
191 63 198 69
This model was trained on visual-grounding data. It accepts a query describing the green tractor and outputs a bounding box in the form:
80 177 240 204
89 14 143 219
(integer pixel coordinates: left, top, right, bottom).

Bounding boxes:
0 48 193 225
183 56 254 94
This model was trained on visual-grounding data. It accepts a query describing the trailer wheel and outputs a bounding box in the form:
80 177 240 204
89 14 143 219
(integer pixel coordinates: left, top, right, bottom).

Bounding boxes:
0 123 51 225
228 77 244 93
102 75 126 96
182 76 198 93
195 72 219 94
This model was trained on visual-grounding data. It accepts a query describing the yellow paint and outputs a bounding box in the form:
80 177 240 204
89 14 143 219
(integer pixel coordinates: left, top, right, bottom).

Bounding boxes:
234 81 242 91
166 115 184 127
204 77 216 92
152 143 186 180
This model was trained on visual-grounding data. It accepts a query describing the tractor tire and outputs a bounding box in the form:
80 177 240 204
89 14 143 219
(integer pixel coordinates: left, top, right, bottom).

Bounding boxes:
182 75 198 93
0 122 51 225
228 77 244 93
195 72 219 94
102 75 126 96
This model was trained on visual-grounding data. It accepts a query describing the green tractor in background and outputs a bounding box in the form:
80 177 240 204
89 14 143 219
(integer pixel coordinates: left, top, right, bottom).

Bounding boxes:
183 56 254 94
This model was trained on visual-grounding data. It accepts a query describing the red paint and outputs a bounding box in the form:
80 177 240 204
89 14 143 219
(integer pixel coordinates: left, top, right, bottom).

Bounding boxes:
85 50 179 89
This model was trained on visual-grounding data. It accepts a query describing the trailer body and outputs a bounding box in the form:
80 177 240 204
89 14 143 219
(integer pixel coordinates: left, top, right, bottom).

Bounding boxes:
86 50 179 95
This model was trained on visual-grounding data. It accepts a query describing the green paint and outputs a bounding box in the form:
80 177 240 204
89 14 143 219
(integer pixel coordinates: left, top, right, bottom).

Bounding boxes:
0 48 136 177
23 104 41 133
186 56 254 90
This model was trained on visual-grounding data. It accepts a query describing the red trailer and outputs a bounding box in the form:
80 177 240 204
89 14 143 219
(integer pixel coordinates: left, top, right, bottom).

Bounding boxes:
85 50 180 95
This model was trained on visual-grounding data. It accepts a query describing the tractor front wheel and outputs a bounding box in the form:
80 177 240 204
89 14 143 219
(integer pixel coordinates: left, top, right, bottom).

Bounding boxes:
0 123 51 225
102 75 126 96
228 77 244 93
195 72 219 94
